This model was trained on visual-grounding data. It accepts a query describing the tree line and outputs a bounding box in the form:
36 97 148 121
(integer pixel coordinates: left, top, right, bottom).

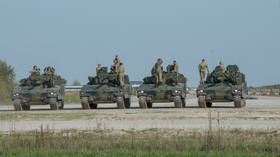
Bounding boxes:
0 60 15 104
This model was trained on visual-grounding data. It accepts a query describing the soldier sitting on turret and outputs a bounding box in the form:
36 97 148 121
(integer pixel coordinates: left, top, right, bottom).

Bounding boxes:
170 60 179 73
30 65 40 74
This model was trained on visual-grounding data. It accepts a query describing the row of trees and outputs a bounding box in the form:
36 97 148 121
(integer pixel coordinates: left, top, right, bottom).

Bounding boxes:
0 60 15 104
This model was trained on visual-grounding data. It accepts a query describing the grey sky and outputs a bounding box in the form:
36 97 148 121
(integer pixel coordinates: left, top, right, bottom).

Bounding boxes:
0 0 279 87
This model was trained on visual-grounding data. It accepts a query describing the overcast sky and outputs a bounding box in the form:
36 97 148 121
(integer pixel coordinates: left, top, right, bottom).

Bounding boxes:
0 0 279 87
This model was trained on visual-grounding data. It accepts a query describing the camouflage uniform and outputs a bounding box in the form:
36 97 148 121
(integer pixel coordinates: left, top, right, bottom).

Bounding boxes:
172 63 179 73
112 57 120 73
198 60 209 84
152 59 163 84
219 61 226 73
96 65 102 75
30 66 40 74
118 64 125 87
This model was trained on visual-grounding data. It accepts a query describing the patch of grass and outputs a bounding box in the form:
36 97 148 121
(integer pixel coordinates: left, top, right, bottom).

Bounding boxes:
64 92 80 104
0 128 279 156
0 149 278 157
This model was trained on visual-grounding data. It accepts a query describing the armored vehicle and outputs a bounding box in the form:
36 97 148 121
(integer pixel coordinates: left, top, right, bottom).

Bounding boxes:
196 65 247 108
12 71 66 111
80 67 132 109
137 65 187 108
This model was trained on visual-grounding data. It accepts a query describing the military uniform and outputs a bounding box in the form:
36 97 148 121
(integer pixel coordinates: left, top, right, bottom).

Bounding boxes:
153 59 163 84
118 65 125 87
172 63 179 73
219 62 226 73
96 66 102 75
198 60 209 84
113 58 120 73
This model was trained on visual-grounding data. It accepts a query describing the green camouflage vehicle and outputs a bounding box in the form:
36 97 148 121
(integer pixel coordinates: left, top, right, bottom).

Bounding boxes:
80 67 132 109
12 71 66 111
137 65 187 108
196 65 247 108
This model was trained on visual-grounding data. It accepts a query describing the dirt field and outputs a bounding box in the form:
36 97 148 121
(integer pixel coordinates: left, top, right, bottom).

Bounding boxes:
0 96 279 132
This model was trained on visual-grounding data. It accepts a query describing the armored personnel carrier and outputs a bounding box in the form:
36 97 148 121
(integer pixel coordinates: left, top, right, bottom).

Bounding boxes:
137 65 187 108
12 71 66 111
196 65 247 108
80 67 132 109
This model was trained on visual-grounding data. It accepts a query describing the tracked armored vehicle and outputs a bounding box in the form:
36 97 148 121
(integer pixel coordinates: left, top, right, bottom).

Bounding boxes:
12 71 66 111
137 65 187 108
80 67 132 109
196 65 247 108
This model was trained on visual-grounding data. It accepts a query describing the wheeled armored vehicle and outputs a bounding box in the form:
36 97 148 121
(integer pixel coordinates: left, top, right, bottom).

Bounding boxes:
137 65 187 108
80 67 132 109
196 65 247 108
12 71 66 111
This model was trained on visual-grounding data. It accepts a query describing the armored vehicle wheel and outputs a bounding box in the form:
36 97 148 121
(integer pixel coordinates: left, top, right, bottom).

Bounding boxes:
124 98 131 109
58 101 64 110
22 104 31 110
139 96 148 108
117 96 125 109
49 98 59 110
14 99 23 111
206 102 212 108
147 102 153 108
81 97 90 109
182 98 186 108
198 96 206 108
174 96 183 108
89 103 98 109
234 96 246 108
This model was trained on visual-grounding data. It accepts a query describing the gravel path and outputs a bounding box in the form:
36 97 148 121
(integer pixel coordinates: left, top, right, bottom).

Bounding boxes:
0 96 279 132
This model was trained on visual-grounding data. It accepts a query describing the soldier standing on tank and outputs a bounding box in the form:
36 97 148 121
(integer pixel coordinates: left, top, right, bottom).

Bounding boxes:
152 58 163 85
111 55 121 73
118 62 125 87
219 61 226 73
198 59 209 84
96 64 102 75
172 60 179 73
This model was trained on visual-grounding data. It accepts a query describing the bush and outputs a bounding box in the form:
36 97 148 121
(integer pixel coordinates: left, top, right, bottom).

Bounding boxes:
0 60 15 104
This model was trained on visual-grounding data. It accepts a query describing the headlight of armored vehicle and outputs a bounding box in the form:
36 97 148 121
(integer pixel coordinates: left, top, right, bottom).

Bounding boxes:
199 90 204 93
137 90 144 94
175 90 181 93
233 89 239 93
49 92 56 95
14 93 20 96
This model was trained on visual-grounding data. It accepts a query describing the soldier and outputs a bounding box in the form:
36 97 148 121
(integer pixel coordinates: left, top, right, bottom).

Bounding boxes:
198 59 209 84
219 61 226 73
118 62 125 87
30 65 39 73
44 67 51 75
172 60 179 73
96 64 102 75
152 58 163 84
111 55 121 73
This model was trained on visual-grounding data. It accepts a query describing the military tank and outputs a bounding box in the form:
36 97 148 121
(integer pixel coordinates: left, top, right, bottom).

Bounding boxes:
137 65 187 108
12 71 66 111
196 65 247 108
80 67 132 109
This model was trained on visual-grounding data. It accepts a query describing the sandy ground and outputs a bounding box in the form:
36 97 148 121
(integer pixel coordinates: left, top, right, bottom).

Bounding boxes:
0 96 279 132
